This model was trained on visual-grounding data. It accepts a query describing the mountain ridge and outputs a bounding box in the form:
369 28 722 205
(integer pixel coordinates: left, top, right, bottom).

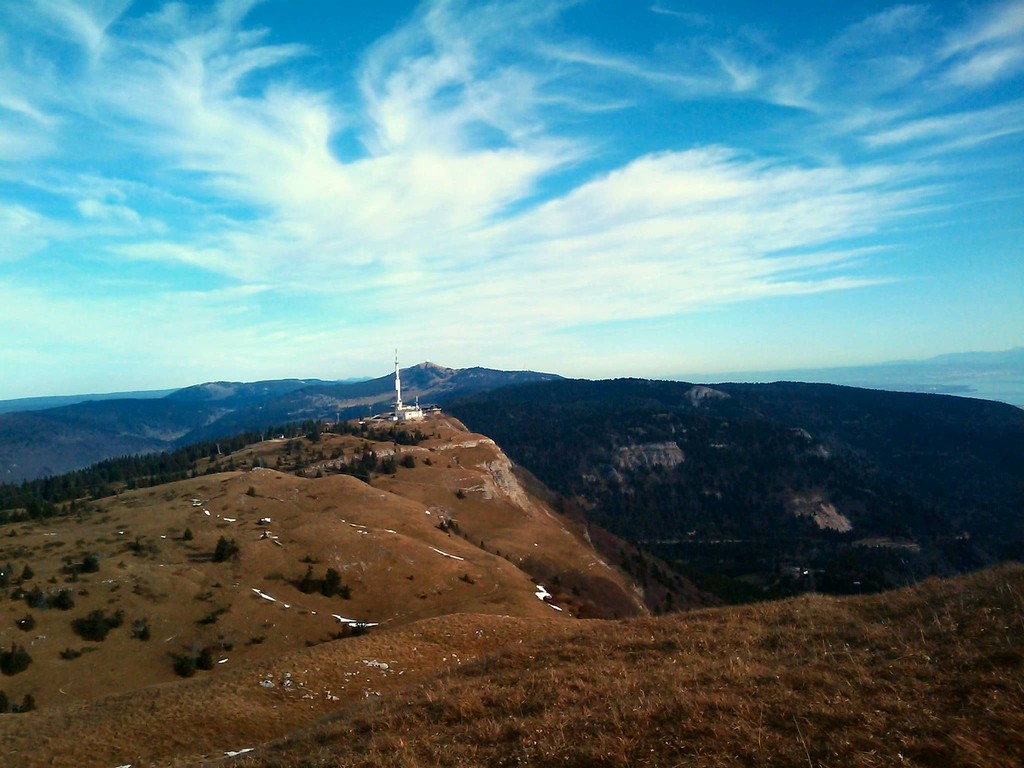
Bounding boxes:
0 364 562 482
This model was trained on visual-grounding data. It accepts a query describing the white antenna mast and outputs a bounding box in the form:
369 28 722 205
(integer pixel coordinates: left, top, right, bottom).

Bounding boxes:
394 348 403 411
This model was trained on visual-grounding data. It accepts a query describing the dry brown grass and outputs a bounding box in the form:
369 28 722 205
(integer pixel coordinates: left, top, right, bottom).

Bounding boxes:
2 417 1022 767
0 415 631 712
2 564 1022 767
223 564 1024 768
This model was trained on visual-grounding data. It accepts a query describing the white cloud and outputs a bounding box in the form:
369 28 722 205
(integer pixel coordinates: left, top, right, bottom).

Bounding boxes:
864 101 1024 151
941 0 1024 87
1 0 1020 396
943 0 1024 57
0 205 58 261
945 44 1024 86
833 5 931 49
76 199 142 224
648 4 709 27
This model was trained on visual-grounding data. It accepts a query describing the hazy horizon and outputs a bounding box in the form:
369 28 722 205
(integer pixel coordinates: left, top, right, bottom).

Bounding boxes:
3 346 1022 411
2 1 1021 400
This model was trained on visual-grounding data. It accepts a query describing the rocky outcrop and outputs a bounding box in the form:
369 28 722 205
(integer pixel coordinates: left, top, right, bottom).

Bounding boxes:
685 385 729 407
615 442 685 471
788 494 852 532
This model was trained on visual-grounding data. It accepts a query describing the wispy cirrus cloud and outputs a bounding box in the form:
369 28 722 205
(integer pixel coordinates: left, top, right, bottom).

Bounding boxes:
864 101 1024 151
0 0 1020 395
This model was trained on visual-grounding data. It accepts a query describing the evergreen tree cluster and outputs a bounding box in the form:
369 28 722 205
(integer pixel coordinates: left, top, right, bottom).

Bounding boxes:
296 565 351 599
0 690 35 713
71 608 124 641
172 642 228 677
213 536 240 563
0 420 322 523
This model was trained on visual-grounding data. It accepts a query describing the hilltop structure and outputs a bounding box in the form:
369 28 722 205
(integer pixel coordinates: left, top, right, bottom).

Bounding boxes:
391 351 424 422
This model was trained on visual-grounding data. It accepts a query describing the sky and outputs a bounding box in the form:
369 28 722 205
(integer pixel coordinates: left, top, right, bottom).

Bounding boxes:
1 0 1022 399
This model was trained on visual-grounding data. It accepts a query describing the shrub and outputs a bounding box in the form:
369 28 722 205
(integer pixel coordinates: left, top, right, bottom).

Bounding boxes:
172 654 196 678
71 608 124 641
20 564 33 581
298 565 318 594
0 644 32 675
197 608 226 626
213 536 239 563
182 527 194 541
81 554 100 573
197 647 215 670
131 618 151 641
401 454 416 469
15 614 34 632
53 589 75 610
60 648 83 660
322 568 343 597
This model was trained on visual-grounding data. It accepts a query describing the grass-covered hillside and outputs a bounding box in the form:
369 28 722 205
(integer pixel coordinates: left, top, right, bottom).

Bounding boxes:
5 563 1021 767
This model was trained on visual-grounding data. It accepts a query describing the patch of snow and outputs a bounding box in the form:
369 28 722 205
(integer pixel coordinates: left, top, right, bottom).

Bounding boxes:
534 584 564 611
430 546 465 561
224 748 254 757
219 658 228 664
223 517 236 522
204 510 211 516
252 588 276 602
332 615 378 627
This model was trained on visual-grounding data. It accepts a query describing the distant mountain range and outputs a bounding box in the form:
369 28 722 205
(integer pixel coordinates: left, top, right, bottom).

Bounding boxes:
681 347 1024 408
2 347 1021 484
0 363 561 482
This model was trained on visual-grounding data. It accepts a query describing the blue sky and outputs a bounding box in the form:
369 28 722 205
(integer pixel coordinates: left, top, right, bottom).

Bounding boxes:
1 0 1022 399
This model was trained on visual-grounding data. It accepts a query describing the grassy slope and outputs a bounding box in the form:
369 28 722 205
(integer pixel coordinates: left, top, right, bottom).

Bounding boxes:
0 415 1020 767
0 415 650 764
2 565 1021 767
231 564 1024 768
